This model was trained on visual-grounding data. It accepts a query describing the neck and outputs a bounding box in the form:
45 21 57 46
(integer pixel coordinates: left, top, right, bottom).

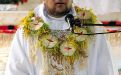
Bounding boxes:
48 10 71 18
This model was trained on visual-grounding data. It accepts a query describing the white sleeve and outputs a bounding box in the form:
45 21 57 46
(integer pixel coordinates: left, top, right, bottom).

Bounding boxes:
4 28 34 75
94 27 114 75
95 34 114 75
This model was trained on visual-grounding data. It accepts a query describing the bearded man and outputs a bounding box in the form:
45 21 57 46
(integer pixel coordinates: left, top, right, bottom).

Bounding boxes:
5 0 114 75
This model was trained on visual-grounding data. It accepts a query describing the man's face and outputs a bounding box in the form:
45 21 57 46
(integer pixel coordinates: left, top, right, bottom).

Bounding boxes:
44 0 72 17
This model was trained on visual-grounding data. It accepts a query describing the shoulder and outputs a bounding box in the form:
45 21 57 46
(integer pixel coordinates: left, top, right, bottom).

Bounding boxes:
20 9 49 38
34 4 44 16
34 4 43 12
74 6 95 14
74 6 96 18
74 6 97 24
14 27 27 44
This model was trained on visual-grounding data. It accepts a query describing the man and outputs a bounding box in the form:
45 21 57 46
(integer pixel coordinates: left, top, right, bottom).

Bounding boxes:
5 0 114 75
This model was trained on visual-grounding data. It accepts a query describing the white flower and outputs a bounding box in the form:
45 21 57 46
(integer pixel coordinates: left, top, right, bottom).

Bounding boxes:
78 10 91 19
31 17 36 21
74 28 87 41
34 22 44 30
30 17 44 30
60 42 76 56
42 35 58 48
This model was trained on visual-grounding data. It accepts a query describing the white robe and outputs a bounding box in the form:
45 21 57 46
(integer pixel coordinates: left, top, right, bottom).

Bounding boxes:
5 4 114 75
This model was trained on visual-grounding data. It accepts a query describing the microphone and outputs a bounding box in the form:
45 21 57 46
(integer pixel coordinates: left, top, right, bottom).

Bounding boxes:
65 14 121 27
65 14 75 32
65 14 75 28
65 14 83 28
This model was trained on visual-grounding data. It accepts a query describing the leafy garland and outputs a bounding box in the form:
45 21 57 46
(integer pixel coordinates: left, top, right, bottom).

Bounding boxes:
21 11 50 38
21 6 97 65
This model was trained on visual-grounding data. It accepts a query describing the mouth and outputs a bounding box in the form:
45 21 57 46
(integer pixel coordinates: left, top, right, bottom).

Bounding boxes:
55 2 65 5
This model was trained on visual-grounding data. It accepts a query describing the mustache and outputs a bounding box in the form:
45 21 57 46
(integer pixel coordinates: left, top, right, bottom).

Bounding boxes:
55 3 65 4
55 0 65 4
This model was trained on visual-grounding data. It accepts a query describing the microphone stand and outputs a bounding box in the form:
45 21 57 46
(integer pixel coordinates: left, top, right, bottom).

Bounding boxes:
65 14 121 35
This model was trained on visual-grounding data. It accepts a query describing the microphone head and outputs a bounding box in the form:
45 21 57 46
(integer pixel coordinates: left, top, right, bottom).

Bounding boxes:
65 14 74 22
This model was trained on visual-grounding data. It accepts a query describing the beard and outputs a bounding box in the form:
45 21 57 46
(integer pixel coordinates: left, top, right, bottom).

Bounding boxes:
45 4 72 18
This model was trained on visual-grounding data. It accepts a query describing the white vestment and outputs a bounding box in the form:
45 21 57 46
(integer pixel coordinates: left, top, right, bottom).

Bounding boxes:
5 4 114 75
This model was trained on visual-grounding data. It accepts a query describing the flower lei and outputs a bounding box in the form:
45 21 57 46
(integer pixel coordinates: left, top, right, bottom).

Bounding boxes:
21 6 97 74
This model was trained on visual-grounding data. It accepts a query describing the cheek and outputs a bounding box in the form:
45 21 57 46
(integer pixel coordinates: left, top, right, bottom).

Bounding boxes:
47 1 55 9
67 1 72 7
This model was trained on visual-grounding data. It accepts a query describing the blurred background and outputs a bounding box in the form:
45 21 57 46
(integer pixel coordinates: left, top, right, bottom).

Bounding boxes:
0 0 121 75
